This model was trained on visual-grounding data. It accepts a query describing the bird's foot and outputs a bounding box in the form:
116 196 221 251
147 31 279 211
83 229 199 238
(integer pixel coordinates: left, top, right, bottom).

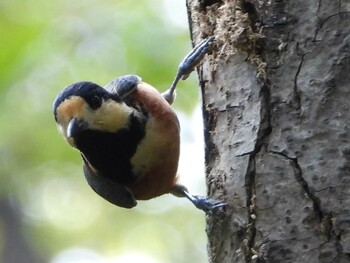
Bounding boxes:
190 195 227 214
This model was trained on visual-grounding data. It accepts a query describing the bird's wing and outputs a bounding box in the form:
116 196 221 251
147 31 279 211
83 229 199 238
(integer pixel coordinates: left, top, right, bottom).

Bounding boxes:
83 161 137 209
103 75 141 99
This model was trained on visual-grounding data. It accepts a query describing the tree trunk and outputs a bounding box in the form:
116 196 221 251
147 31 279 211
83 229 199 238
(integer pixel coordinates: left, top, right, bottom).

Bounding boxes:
186 0 350 262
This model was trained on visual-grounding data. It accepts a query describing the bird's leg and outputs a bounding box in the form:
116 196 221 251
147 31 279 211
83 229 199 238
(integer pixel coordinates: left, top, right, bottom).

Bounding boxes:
171 184 226 214
163 36 214 104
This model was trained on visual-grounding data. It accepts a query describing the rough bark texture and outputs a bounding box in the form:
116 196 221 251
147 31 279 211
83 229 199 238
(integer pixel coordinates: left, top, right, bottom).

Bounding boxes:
186 0 350 262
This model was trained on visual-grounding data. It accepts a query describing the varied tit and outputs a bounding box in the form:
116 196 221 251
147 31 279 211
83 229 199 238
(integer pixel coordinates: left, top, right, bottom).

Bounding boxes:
53 37 225 213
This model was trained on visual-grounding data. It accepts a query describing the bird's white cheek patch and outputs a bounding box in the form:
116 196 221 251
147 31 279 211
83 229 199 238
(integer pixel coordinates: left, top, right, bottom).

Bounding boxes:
87 101 133 132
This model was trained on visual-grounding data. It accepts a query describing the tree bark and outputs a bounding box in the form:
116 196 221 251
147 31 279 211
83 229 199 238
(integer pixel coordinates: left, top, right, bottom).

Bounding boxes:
186 0 350 262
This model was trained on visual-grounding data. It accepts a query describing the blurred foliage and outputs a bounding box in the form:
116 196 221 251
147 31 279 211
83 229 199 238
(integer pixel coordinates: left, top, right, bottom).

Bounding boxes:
0 0 207 263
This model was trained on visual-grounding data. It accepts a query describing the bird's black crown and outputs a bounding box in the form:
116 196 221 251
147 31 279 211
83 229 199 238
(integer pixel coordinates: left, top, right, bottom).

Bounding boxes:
53 81 121 120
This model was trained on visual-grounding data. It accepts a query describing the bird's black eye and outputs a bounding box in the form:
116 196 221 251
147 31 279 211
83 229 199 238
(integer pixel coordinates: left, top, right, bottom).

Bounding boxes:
89 95 102 110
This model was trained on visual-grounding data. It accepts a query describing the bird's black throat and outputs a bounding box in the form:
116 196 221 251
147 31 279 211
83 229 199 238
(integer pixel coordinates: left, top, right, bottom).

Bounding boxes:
74 114 147 184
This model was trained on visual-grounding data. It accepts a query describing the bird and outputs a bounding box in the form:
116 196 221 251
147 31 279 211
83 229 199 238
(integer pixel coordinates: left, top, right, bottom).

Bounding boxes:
53 37 226 213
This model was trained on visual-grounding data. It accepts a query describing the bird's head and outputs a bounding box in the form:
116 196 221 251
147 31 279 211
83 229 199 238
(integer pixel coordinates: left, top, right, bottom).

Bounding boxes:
53 81 133 148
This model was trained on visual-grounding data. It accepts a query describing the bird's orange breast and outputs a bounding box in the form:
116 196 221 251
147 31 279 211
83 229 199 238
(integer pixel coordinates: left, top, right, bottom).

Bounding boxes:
126 82 180 200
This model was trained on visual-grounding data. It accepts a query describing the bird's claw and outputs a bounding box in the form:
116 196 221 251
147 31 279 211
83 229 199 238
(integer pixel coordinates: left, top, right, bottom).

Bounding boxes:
191 195 227 214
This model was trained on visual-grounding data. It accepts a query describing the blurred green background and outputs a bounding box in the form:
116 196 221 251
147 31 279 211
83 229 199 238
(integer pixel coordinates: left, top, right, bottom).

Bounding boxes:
0 0 208 262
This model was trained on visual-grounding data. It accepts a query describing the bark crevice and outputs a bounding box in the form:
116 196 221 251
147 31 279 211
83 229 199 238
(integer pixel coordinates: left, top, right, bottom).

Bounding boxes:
270 151 323 221
269 151 335 242
313 11 350 41
293 43 309 111
244 81 272 262
244 155 256 262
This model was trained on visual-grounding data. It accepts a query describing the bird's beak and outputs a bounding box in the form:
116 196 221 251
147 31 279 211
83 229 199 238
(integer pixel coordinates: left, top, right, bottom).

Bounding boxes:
67 118 88 138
